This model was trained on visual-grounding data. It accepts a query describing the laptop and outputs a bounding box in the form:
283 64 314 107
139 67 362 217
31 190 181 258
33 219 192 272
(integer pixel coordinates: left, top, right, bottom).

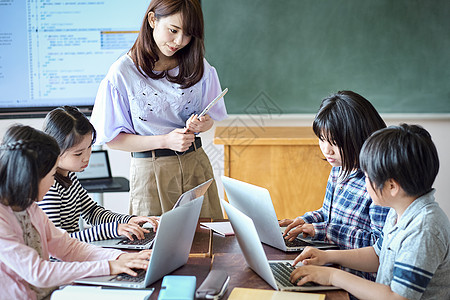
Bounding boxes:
172 178 213 209
77 150 122 191
75 196 204 289
222 176 338 252
89 178 213 250
221 200 339 291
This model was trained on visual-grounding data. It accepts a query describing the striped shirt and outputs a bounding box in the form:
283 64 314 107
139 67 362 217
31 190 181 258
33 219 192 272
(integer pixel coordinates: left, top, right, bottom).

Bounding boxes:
38 172 132 242
300 167 389 280
374 190 450 299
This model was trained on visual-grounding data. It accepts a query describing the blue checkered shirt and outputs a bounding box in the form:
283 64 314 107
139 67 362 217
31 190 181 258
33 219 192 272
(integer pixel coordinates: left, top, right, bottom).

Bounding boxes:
300 167 389 280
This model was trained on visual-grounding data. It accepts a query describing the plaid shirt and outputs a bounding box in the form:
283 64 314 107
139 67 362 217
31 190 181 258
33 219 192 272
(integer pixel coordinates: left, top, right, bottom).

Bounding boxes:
301 167 389 281
301 166 388 248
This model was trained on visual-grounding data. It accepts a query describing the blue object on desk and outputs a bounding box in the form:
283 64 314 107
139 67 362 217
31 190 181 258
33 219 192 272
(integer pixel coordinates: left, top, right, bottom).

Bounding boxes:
158 275 196 300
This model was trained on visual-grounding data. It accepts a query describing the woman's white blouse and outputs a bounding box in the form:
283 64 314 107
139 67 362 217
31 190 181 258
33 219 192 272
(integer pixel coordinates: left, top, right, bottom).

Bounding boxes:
91 54 228 144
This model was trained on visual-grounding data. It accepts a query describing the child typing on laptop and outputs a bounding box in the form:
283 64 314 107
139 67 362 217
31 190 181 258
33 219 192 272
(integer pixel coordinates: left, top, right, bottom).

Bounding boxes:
0 125 150 299
38 106 159 243
280 91 390 280
290 124 450 299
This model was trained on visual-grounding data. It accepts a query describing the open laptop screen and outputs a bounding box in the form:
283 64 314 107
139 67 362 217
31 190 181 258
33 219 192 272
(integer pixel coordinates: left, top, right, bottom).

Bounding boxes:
76 150 111 180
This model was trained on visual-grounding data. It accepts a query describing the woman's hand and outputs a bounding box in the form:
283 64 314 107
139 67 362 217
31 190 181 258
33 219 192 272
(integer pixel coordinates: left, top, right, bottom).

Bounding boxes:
129 216 159 231
186 114 213 133
109 250 152 276
118 223 149 240
164 128 195 152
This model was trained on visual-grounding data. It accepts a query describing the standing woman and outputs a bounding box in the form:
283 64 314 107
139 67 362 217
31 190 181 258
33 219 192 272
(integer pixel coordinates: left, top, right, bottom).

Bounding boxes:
91 0 227 218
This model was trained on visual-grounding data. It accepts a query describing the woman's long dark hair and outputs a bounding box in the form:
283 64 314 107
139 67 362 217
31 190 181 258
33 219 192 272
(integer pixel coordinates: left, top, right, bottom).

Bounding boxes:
313 91 386 179
130 0 204 89
0 125 60 210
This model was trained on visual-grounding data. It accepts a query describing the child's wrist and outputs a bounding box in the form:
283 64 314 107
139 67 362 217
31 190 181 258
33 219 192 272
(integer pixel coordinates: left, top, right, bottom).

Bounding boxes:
329 268 339 286
324 249 337 265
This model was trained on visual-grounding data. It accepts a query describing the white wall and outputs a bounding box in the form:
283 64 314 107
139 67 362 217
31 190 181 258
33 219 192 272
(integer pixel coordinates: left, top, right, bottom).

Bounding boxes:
1 114 449 218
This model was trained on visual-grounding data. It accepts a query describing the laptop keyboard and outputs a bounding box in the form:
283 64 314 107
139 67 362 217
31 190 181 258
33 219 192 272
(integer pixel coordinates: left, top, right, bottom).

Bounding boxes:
270 262 297 287
118 231 156 245
110 269 146 282
284 237 313 248
269 262 318 287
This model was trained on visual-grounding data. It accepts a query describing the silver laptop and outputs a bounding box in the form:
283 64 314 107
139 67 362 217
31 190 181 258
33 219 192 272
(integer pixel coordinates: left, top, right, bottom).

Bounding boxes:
221 200 339 291
75 196 204 289
172 178 213 209
222 176 338 252
90 179 213 250
76 150 122 191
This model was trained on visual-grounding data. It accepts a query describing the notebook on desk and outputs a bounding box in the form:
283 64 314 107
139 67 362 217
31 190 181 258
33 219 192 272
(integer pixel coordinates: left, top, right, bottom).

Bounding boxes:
221 200 339 292
222 176 338 252
77 150 122 191
75 196 204 289
89 178 213 250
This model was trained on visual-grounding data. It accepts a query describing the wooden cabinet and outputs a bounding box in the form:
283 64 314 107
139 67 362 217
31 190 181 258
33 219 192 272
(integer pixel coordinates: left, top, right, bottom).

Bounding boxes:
214 126 331 220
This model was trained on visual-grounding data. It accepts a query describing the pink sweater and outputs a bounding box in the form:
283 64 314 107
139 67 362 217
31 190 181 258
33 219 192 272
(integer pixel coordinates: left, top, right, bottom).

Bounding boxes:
0 202 123 300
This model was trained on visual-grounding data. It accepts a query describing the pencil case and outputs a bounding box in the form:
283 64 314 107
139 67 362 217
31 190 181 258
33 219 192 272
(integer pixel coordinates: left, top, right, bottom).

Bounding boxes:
195 270 230 300
158 275 196 300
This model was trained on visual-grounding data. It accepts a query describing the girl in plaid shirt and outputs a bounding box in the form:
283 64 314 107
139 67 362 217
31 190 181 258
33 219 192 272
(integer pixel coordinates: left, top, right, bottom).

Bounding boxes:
280 91 390 281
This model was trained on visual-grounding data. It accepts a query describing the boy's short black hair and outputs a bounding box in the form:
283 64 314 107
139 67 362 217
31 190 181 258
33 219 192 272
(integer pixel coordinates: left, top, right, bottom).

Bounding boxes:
360 124 439 197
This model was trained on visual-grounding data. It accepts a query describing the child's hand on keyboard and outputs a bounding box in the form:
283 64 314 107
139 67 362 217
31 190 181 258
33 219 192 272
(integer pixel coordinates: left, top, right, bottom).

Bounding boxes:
279 218 294 227
284 223 315 241
109 250 151 276
293 246 328 267
282 217 305 239
129 216 160 231
118 250 152 261
290 265 336 287
282 217 315 241
118 223 149 240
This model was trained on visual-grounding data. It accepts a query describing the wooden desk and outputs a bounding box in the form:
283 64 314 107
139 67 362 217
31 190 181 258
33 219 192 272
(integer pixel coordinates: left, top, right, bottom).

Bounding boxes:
147 220 213 299
112 219 348 300
211 232 349 300
147 224 348 299
148 256 212 300
214 127 331 219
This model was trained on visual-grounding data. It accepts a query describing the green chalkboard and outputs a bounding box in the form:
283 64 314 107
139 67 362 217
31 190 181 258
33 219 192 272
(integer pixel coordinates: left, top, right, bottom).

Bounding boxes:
203 0 450 114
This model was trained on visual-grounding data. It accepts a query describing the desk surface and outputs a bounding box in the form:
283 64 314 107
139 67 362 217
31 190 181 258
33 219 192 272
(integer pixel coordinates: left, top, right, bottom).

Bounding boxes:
211 233 349 300
146 220 349 300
